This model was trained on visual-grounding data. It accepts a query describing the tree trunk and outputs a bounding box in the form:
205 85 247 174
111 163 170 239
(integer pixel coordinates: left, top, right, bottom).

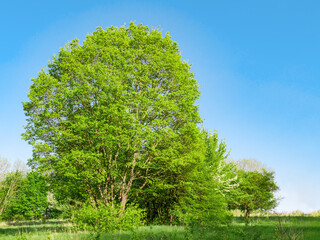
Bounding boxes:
120 194 128 209
244 209 251 224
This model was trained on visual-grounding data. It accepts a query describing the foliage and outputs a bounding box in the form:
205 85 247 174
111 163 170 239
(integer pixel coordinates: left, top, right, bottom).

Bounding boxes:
133 129 236 225
233 161 279 220
72 204 145 232
23 22 202 211
132 132 203 225
172 129 234 225
3 171 48 220
310 210 320 217
0 170 24 218
202 130 238 205
175 170 232 226
45 195 76 219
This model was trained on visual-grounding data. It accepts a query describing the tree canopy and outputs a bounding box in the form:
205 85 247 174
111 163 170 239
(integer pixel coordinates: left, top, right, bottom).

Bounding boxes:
23 22 203 209
233 159 279 220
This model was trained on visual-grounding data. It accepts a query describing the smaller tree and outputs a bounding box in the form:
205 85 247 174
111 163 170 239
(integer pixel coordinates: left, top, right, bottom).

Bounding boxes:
4 171 48 220
202 130 238 200
0 170 23 217
176 163 232 225
234 159 279 221
173 129 235 225
0 158 27 218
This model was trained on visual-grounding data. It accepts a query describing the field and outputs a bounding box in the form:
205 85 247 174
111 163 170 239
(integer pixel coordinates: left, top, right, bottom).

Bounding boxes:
0 216 320 240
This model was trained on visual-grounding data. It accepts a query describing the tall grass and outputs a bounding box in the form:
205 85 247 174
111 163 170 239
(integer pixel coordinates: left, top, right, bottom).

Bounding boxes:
0 216 320 240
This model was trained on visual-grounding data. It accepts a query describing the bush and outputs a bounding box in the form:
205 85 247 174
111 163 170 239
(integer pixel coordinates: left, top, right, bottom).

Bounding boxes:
72 204 145 232
310 210 320 217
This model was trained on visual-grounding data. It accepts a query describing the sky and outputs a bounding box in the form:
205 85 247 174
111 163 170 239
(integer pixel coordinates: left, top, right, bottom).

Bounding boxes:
0 0 319 213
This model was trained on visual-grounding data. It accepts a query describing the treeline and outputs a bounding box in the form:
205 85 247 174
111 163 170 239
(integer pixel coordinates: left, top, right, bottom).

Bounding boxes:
2 22 278 230
0 132 278 228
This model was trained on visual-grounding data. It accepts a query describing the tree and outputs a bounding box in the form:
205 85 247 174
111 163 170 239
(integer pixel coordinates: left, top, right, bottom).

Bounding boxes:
164 129 235 225
0 171 24 218
23 22 202 210
3 171 48 220
175 158 232 225
202 130 238 198
234 159 279 221
0 158 25 218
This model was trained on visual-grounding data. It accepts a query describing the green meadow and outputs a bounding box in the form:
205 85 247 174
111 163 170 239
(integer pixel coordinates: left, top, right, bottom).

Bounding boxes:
1 216 320 240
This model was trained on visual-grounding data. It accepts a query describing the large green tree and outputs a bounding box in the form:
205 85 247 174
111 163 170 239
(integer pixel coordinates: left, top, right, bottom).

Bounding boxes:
23 23 202 209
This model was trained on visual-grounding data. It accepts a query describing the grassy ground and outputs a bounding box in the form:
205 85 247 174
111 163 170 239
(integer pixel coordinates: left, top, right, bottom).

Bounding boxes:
0 216 319 239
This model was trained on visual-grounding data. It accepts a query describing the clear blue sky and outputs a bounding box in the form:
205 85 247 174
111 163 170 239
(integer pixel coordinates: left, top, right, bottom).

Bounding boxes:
0 0 319 212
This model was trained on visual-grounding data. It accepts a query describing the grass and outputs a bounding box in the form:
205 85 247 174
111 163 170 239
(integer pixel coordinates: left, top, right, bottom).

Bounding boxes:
0 216 319 239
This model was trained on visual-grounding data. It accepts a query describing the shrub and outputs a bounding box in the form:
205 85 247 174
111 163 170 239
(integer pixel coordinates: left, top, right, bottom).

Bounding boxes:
310 210 320 217
288 210 304 217
72 204 145 232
